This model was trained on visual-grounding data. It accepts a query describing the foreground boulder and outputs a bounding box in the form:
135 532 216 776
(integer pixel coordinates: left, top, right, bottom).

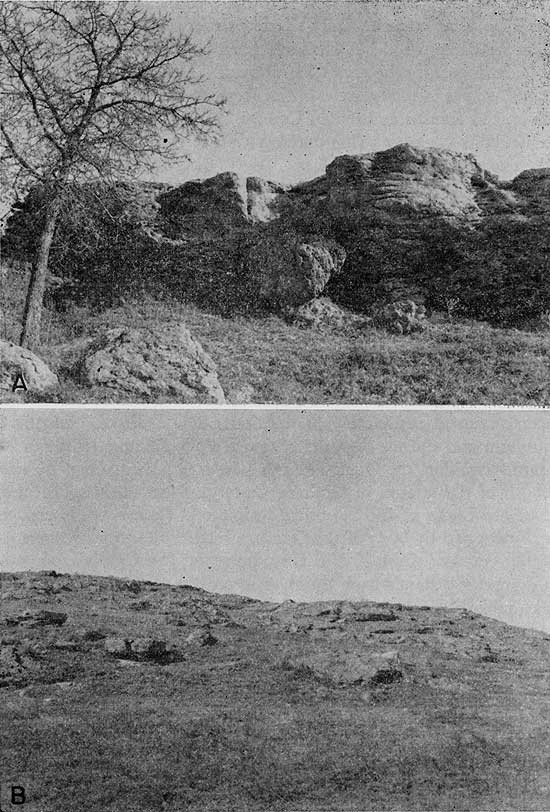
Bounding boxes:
75 325 225 402
0 340 58 396
249 233 346 309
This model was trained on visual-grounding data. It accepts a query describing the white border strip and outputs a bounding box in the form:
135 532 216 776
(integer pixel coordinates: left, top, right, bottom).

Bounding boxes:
0 403 547 411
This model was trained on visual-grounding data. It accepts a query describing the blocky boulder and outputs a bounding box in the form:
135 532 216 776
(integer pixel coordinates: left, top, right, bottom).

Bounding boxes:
248 233 346 309
75 325 225 403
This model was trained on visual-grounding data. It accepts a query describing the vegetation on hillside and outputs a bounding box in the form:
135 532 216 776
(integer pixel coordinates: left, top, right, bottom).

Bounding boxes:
0 0 224 347
2 261 550 405
3 570 550 811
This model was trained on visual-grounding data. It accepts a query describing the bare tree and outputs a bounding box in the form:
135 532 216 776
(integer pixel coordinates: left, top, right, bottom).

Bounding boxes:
0 1 224 349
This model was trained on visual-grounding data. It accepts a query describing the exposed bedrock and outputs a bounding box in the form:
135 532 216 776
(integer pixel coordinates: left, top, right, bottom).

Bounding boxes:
5 142 550 321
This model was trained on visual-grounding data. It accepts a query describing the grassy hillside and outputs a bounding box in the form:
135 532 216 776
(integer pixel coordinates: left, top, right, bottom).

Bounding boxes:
2 571 550 811
3 262 550 404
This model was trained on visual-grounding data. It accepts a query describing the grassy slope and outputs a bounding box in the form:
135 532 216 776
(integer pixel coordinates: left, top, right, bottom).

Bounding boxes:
3 263 550 404
2 571 550 811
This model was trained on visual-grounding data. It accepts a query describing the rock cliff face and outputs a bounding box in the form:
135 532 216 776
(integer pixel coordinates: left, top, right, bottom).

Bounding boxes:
5 142 550 323
157 172 286 238
152 142 528 235
324 144 514 221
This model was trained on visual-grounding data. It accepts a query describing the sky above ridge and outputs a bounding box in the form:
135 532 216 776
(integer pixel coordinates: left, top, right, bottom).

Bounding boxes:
143 0 550 186
1 409 549 633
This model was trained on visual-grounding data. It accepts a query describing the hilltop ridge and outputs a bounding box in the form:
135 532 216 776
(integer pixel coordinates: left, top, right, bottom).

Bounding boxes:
2 570 550 810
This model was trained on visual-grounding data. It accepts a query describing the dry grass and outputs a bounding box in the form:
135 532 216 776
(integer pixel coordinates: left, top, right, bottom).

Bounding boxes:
3 571 550 811
4 262 550 404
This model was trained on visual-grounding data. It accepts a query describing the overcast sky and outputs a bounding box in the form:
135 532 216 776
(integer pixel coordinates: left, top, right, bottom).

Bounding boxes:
1 408 549 633
144 0 550 185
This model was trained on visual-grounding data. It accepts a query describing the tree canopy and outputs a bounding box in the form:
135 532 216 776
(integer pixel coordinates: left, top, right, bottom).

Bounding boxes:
0 1 224 347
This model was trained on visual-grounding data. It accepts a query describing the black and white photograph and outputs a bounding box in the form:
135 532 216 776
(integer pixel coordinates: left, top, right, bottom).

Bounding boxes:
1 408 550 810
1 0 550 404
2 1 550 811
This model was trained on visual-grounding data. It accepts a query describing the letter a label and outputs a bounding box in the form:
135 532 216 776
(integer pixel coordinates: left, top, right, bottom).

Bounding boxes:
11 373 28 393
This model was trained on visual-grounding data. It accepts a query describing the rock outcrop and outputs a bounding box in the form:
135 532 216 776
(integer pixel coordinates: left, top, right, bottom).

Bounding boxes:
248 233 346 309
105 636 176 662
290 297 367 329
246 176 286 222
373 300 427 335
146 144 550 319
284 650 403 687
510 168 550 217
157 173 287 238
6 142 550 327
0 340 59 397
0 644 29 686
158 172 248 239
322 143 519 223
75 325 225 403
3 570 550 810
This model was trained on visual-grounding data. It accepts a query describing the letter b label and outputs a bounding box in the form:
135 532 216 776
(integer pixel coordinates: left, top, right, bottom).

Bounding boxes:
11 786 25 804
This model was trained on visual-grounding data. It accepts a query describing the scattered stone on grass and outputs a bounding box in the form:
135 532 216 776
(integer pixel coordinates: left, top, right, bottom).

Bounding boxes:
82 630 106 642
53 640 80 651
185 627 217 647
375 300 427 335
356 610 399 622
104 637 132 657
290 297 364 329
5 610 68 627
284 652 403 687
31 610 68 627
104 636 177 663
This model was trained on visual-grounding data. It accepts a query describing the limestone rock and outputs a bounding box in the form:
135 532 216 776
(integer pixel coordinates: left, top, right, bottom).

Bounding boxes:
185 627 217 647
158 172 248 238
30 610 68 627
0 340 58 395
291 297 365 329
0 645 27 685
75 325 225 403
104 636 174 662
225 383 256 404
325 143 487 221
129 638 170 662
6 609 68 627
375 300 427 335
246 177 286 222
249 234 346 309
284 652 403 687
356 610 399 622
104 637 132 657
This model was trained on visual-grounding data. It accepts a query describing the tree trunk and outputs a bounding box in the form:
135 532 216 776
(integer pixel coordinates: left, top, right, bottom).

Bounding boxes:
20 194 62 350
